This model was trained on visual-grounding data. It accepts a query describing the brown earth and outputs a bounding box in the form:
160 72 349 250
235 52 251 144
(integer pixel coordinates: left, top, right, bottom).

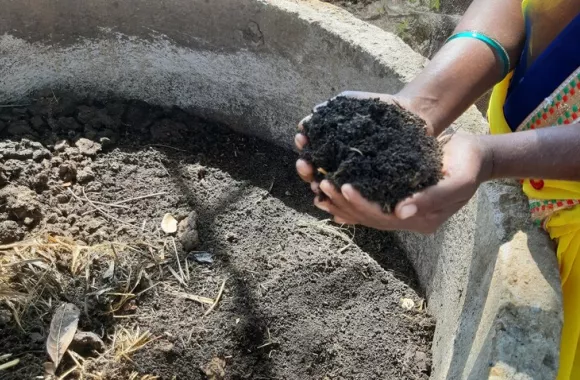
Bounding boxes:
0 93 434 380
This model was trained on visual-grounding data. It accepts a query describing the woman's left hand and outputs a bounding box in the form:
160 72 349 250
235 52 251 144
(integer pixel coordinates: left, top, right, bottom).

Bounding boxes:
314 133 493 234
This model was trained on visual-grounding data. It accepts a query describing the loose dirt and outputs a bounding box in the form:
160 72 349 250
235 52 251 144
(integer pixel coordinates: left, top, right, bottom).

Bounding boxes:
0 92 434 379
301 97 442 211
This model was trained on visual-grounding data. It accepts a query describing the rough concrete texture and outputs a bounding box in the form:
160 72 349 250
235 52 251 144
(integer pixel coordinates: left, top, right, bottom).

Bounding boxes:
0 0 562 379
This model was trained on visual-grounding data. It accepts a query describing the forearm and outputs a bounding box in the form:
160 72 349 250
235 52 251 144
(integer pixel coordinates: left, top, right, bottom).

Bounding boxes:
397 0 525 136
481 124 580 181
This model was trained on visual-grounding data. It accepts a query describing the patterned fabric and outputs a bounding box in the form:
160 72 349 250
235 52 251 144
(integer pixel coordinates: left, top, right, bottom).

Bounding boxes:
488 3 580 379
501 6 580 227
514 67 580 225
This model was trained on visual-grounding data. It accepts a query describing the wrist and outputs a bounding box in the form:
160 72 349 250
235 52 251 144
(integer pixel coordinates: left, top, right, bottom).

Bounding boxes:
475 135 495 183
395 92 446 136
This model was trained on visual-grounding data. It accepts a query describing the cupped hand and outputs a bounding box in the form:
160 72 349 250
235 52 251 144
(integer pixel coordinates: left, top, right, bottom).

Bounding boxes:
295 91 414 186
312 133 493 234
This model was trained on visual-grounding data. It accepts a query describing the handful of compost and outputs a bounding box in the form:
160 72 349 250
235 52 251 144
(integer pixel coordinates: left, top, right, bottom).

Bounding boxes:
300 97 443 212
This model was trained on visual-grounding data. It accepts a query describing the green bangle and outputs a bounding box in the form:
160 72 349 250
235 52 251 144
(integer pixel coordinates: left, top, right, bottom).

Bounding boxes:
446 31 511 79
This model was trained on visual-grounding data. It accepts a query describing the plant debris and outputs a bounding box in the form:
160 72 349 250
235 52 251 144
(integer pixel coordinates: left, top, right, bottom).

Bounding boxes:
188 251 214 265
201 357 226 380
161 214 178 234
46 303 80 370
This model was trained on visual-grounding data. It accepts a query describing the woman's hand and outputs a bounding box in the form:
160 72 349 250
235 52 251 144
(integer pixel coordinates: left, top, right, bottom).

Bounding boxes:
295 91 425 186
310 133 493 234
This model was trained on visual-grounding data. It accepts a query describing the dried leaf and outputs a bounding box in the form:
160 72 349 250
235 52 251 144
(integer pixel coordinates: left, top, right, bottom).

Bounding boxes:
174 292 214 305
46 303 80 369
103 260 115 279
201 357 226 380
400 298 415 310
161 214 178 234
43 362 56 376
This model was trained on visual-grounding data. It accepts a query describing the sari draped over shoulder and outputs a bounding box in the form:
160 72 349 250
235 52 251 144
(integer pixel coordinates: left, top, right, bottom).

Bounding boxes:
488 1 580 378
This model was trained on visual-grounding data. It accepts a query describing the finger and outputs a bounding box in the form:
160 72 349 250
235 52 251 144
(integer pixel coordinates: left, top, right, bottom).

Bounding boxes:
296 159 315 183
394 178 465 219
320 180 354 211
341 184 385 215
340 91 394 104
298 115 312 131
314 197 356 221
295 133 308 150
311 181 320 194
313 101 328 112
339 90 371 100
334 216 356 225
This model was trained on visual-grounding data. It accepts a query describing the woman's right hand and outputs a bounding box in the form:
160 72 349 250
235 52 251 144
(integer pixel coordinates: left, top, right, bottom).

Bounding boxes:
295 91 429 188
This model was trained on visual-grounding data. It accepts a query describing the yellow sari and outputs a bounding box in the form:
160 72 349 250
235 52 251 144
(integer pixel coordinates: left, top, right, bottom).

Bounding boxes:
488 2 580 377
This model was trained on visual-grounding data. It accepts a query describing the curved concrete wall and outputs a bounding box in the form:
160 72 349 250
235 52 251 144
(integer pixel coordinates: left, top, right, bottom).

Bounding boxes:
0 0 562 378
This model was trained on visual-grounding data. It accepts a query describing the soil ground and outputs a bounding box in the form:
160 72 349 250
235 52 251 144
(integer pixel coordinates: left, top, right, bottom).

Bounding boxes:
301 97 442 211
0 93 434 380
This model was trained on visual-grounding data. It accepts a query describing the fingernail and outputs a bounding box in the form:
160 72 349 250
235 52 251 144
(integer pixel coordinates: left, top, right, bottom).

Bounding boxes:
316 203 329 212
399 204 417 220
342 186 351 201
320 181 333 199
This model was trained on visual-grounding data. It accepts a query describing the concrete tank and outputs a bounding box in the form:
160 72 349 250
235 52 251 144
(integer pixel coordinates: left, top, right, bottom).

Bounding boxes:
0 0 562 378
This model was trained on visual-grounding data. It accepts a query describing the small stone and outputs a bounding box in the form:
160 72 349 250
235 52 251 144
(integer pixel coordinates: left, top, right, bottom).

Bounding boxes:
75 138 102 157
414 351 430 373
158 341 175 353
188 252 214 265
58 161 77 182
0 309 12 326
56 193 70 204
30 332 44 343
2 159 25 176
54 140 69 152
84 219 103 233
31 172 49 192
85 181 103 192
178 211 199 251
32 148 51 162
51 156 63 167
77 167 95 184
59 162 77 182
0 220 24 244
70 331 105 354
11 149 34 160
46 213 59 224
99 137 112 148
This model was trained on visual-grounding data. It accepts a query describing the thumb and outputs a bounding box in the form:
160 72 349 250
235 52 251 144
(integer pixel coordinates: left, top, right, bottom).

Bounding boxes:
395 179 456 219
